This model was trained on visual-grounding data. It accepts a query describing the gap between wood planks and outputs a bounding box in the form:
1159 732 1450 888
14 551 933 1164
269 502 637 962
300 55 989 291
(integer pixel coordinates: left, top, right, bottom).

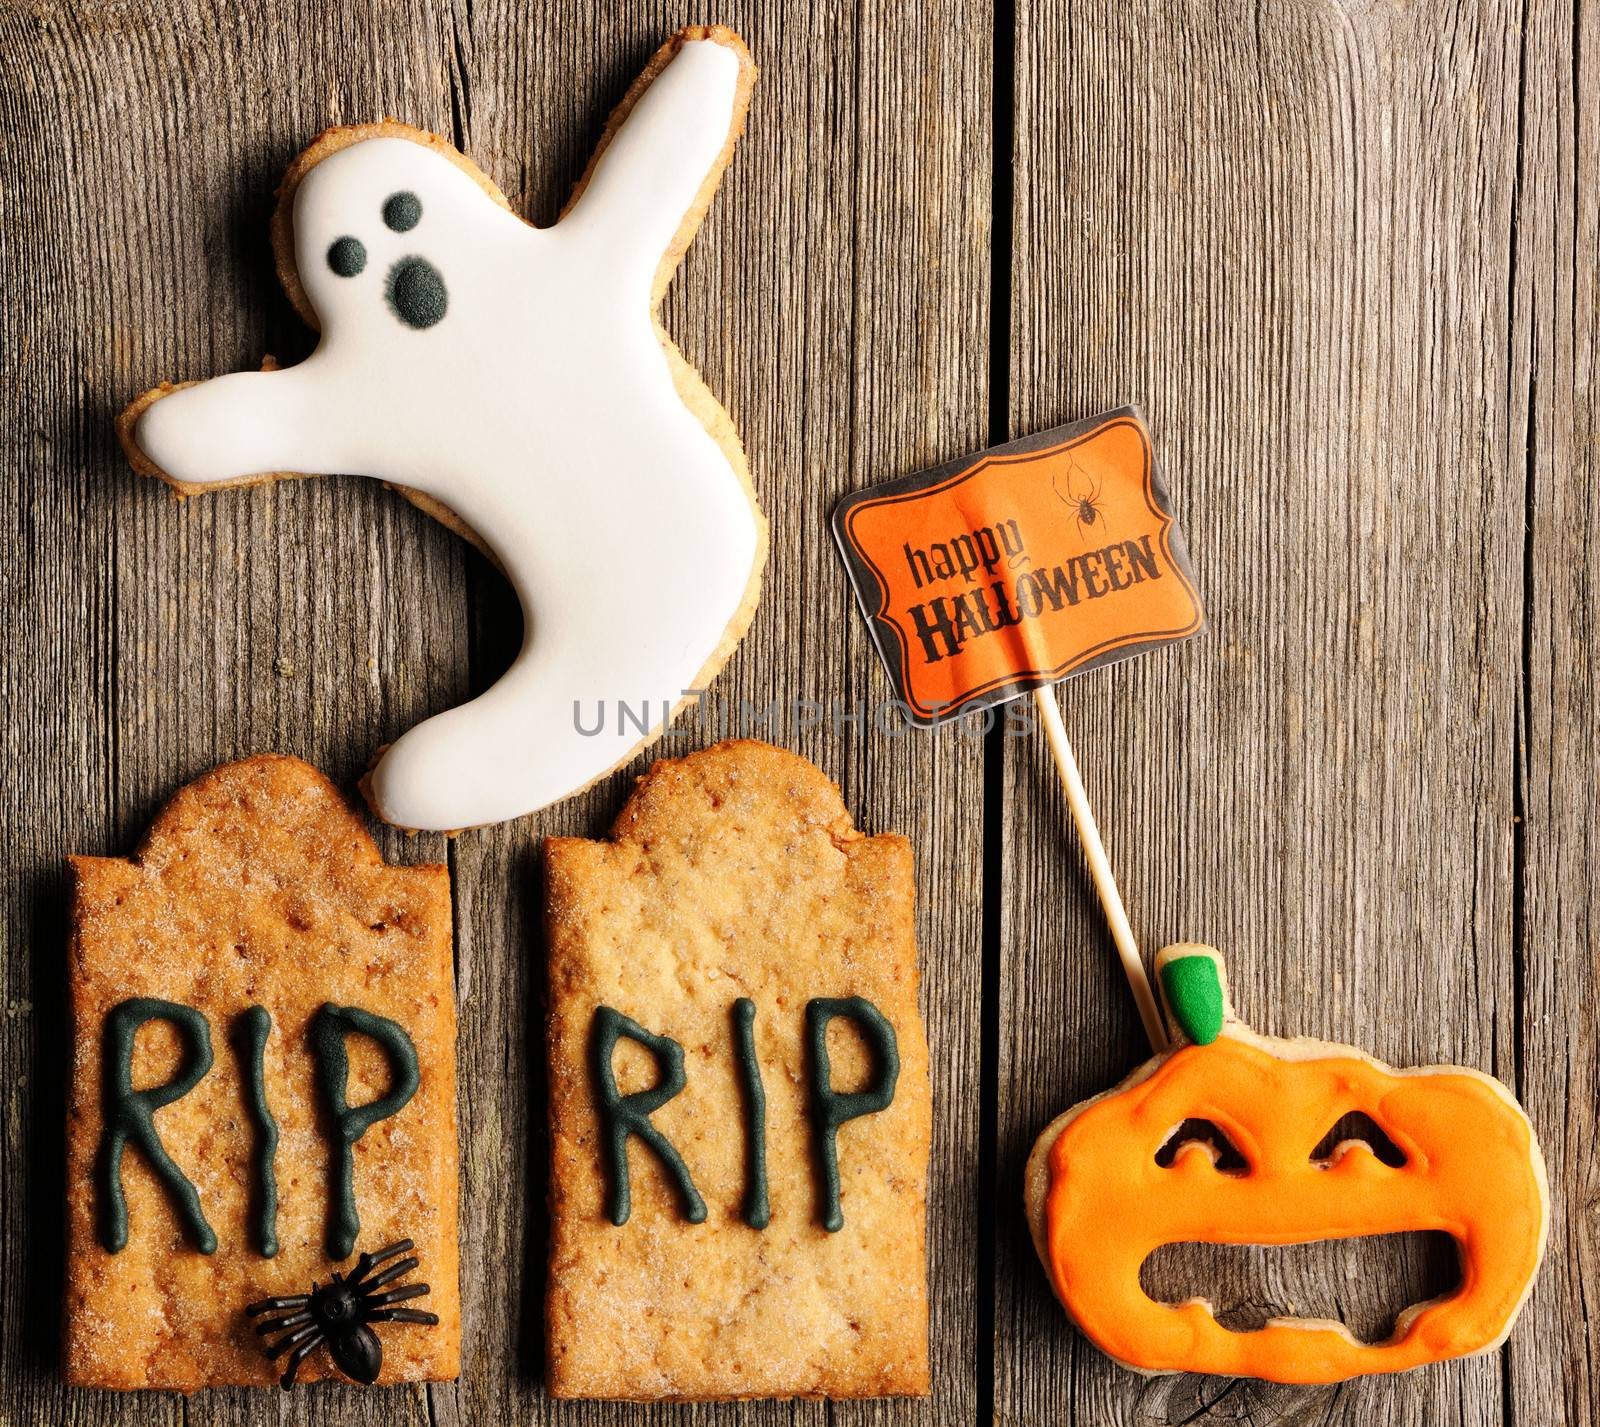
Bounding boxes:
976 0 1015 1424
1505 1 1536 1420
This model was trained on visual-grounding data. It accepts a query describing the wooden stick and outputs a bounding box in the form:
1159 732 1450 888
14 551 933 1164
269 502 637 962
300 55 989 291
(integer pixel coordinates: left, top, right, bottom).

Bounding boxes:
1033 687 1168 1052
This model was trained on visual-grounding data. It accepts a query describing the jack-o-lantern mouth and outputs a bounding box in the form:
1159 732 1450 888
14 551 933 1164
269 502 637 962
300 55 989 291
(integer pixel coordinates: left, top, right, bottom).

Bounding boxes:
1140 1229 1460 1345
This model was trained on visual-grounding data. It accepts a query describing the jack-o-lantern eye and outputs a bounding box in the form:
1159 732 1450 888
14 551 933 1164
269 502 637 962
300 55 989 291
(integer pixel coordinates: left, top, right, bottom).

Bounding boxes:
1309 1111 1407 1168
1155 1118 1248 1174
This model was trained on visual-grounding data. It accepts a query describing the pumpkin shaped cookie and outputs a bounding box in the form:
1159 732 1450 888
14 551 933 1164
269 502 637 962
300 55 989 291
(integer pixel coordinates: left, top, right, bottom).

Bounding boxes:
1024 945 1548 1383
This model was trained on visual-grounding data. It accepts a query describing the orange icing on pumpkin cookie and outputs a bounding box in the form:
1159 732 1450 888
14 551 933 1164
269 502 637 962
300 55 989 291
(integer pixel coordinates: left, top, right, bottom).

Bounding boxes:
1036 946 1548 1383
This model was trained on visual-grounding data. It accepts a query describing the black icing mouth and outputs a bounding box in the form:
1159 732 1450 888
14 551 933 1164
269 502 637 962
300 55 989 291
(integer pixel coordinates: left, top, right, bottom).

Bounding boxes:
386 256 448 330
1139 1230 1460 1343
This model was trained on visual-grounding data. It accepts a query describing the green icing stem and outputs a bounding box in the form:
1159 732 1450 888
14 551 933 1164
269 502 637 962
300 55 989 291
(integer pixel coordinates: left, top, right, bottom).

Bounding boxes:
731 998 770 1230
592 1007 707 1227
805 997 900 1233
312 1003 421 1261
235 1006 280 1258
1160 955 1226 1045
99 997 218 1254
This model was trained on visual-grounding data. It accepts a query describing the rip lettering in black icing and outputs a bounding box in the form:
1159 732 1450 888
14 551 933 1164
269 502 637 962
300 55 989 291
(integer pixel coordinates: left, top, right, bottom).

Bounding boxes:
732 997 770 1229
99 997 218 1254
312 1003 421 1261
805 997 900 1233
588 997 899 1231
235 1005 281 1257
96 998 422 1260
592 1006 707 1227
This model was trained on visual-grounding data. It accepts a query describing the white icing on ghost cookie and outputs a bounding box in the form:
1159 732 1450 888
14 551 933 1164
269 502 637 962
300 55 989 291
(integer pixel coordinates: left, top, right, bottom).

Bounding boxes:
122 28 766 832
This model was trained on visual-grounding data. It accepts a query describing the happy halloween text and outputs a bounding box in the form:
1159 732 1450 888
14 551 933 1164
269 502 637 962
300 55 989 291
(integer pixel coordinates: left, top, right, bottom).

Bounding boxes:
900 519 1164 664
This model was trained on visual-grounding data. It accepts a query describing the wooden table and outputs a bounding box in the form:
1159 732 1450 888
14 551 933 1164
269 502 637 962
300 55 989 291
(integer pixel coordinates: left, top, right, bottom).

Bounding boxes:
2 3 1593 1424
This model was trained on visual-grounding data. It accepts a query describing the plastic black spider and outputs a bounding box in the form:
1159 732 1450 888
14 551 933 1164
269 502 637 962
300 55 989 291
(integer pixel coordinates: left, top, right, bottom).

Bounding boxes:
245 1239 439 1389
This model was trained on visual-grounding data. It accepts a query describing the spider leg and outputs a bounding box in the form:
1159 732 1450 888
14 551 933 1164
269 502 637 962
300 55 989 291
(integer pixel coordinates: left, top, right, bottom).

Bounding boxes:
366 1308 441 1326
346 1239 415 1287
279 1331 324 1390
246 1293 309 1315
359 1256 420 1294
364 1282 430 1309
254 1310 312 1336
266 1322 324 1359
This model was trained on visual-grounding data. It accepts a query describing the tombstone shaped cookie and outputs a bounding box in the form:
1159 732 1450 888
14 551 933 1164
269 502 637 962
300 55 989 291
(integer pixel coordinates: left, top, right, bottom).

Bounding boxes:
64 756 459 1390
1023 945 1548 1382
543 741 933 1400
118 27 767 832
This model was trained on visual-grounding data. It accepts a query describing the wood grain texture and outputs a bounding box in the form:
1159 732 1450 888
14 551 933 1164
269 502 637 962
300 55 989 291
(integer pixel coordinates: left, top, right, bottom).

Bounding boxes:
995 0 1580 1424
0 2 987 1425
1507 0 1600 1423
3 5 469 1424
0 1 1594 1425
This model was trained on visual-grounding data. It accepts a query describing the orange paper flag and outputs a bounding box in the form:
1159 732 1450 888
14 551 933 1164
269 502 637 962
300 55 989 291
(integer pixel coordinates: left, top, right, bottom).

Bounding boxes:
832 407 1203 725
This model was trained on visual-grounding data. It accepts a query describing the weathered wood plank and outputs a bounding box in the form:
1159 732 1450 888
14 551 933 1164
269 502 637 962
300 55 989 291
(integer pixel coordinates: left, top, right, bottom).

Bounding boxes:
6 2 1594 1425
0 2 989 1425
996 2 1527 1423
1507 0 1600 1423
440 4 990 1425
2 5 466 1427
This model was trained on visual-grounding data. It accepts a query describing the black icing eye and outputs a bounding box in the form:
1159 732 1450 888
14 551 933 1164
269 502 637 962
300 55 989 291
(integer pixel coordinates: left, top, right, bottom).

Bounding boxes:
386 256 448 330
383 191 422 232
327 236 367 277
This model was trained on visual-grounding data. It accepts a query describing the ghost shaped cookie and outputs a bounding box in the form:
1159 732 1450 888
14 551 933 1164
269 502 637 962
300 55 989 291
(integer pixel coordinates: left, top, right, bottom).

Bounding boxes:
119 27 767 832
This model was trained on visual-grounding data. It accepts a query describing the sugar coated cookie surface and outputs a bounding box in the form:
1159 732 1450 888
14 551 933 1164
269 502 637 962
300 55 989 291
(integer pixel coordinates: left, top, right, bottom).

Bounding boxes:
1023 945 1548 1383
118 27 766 833
543 740 932 1400
64 755 459 1390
